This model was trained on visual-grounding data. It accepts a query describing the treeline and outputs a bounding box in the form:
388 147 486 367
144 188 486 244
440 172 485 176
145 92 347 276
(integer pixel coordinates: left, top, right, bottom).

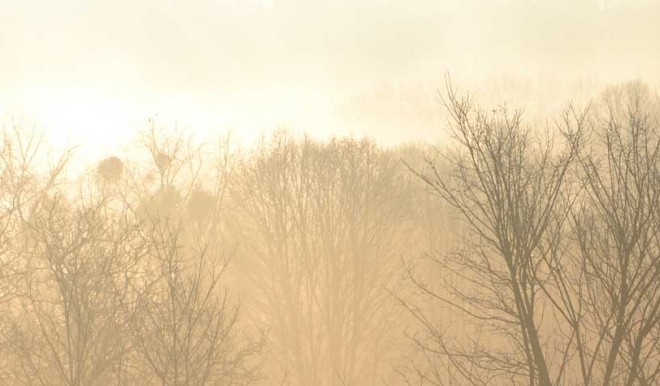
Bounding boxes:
0 81 658 385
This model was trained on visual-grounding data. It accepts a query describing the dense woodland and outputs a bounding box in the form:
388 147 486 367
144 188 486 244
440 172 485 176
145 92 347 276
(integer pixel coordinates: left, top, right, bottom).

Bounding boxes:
0 80 658 385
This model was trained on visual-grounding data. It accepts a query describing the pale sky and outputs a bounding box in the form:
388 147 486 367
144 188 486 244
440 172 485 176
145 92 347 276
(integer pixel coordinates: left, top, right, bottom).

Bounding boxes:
1 0 659 167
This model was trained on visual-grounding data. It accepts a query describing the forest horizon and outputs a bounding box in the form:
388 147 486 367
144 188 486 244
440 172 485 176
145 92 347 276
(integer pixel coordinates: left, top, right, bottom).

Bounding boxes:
0 79 658 385
2 0 659 384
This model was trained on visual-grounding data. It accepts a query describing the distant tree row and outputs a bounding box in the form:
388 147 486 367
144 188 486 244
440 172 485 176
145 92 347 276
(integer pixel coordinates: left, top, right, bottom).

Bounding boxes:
0 80 657 385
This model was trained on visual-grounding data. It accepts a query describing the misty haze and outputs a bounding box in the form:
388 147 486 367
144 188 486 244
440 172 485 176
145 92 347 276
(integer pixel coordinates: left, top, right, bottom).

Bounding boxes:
0 0 659 385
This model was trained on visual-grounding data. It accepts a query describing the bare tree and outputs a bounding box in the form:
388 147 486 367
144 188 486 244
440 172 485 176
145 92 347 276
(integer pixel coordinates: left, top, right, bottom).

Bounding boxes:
120 125 260 385
124 220 258 385
0 121 71 383
232 132 411 385
566 82 660 385
6 179 142 385
0 120 69 303
403 81 585 385
0 122 258 385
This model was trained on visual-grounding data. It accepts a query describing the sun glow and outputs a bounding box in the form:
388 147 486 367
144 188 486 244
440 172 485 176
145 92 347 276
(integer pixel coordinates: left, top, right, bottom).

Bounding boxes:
1 81 342 176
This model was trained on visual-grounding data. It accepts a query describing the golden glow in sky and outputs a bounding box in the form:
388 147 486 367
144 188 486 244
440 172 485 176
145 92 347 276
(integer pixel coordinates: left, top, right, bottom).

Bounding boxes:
1 0 659 168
